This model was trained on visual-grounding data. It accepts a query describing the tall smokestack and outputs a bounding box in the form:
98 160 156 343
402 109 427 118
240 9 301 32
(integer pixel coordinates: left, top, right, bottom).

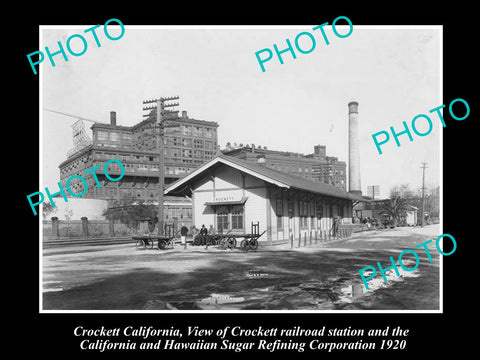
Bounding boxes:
110 111 117 126
348 101 362 196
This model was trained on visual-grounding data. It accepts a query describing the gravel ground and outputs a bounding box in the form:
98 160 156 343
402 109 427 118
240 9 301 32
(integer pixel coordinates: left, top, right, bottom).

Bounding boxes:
42 225 441 311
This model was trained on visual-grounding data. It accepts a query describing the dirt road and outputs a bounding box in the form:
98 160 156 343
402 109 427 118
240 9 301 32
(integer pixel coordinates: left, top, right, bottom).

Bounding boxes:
42 225 440 311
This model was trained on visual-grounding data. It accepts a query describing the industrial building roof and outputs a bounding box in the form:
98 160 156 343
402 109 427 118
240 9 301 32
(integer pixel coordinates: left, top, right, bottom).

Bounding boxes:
165 154 368 202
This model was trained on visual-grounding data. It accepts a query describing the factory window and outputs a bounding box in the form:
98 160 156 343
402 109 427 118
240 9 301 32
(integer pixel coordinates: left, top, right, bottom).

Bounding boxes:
97 131 108 141
205 128 213 138
205 141 213 149
172 137 180 146
122 133 132 141
149 156 154 161
110 132 119 141
194 139 204 148
170 148 180 158
194 150 204 159
182 125 192 136
182 138 192 147
193 126 203 137
165 126 180 135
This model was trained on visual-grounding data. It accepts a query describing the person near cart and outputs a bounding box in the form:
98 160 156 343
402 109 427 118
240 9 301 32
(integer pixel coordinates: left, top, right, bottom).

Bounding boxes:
180 223 189 248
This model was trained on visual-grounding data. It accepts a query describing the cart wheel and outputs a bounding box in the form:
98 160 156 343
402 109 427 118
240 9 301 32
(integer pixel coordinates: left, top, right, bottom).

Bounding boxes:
136 239 146 250
250 239 258 250
219 238 226 248
227 236 237 249
145 239 154 249
158 239 166 250
240 239 246 249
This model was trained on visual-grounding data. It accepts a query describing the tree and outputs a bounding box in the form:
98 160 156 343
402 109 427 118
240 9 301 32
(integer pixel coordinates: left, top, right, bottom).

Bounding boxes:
42 202 56 218
103 196 158 232
376 197 411 227
388 183 440 224
389 184 416 199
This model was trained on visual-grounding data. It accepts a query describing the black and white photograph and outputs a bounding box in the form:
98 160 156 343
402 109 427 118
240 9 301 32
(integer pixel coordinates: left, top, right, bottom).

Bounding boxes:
16 5 475 356
39 24 442 312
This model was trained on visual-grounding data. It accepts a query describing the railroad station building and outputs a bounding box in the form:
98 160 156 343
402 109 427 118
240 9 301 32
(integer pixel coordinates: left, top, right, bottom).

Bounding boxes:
164 154 366 244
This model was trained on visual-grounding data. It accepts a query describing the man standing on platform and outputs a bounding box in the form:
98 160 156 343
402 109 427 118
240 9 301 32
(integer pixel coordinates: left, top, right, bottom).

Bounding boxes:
180 223 189 249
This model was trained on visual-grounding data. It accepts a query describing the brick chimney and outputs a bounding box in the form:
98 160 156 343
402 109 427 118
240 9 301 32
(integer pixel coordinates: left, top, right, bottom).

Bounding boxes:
110 111 117 126
348 101 362 196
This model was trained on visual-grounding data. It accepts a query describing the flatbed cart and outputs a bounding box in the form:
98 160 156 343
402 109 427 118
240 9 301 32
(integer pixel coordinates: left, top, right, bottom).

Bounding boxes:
216 231 237 250
133 229 180 250
217 222 265 251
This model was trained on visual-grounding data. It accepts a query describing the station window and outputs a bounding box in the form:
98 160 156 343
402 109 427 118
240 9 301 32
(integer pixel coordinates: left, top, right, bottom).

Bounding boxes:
231 206 244 231
300 216 308 229
275 198 283 217
217 208 229 233
276 215 283 230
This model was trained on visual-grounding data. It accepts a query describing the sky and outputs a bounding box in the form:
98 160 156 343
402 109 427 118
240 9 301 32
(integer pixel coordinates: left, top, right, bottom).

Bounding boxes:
40 25 442 199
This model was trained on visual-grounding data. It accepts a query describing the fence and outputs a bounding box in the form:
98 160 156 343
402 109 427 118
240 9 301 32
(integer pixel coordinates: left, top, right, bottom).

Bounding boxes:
42 217 182 240
289 224 360 249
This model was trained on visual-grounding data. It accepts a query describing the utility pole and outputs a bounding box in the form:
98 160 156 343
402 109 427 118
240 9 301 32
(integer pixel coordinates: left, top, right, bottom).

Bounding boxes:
420 162 428 227
367 185 380 222
142 96 180 236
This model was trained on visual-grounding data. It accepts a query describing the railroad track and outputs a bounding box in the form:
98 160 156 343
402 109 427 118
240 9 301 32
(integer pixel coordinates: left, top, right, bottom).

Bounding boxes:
42 236 134 248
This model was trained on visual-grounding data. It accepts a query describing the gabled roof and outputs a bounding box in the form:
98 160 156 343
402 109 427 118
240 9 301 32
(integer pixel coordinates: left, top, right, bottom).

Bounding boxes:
164 154 367 202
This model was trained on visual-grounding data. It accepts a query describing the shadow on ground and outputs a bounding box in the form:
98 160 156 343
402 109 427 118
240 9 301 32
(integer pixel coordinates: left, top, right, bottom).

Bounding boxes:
43 237 440 311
